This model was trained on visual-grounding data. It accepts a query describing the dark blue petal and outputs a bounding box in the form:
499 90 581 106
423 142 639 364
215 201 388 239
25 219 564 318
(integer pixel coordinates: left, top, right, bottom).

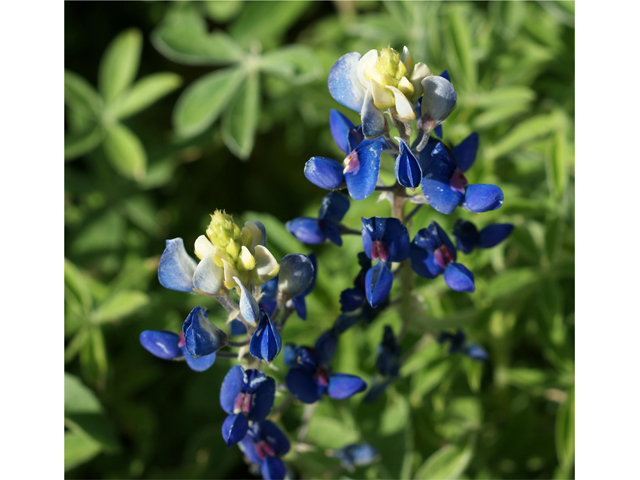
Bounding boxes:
365 262 393 308
430 221 458 261
330 109 355 154
461 184 504 212
361 84 387 138
416 136 441 172
434 124 443 138
258 420 291 456
261 277 278 302
410 236 442 279
438 329 466 354
298 253 317 298
327 374 367 400
286 368 322 403
238 435 262 466
344 139 383 201
453 219 480 254
182 306 228 357
318 191 350 223
347 125 364 152
363 380 391 402
304 157 345 190
334 311 362 334
158 238 197 293
286 217 326 244
295 346 321 371
249 311 282 362
478 224 514 249
439 70 450 82
328 52 365 113
261 456 287 480
340 287 365 312
278 254 315 299
452 132 479 173
222 413 248 447
321 220 343 246
291 295 307 320
381 218 411 262
181 346 216 372
230 319 247 336
283 344 300 368
260 300 277 317
421 143 462 214
420 76 457 127
443 263 475 292
139 330 181 360
463 343 489 361
395 138 422 188
220 365 245 414
248 376 276 421
315 328 339 365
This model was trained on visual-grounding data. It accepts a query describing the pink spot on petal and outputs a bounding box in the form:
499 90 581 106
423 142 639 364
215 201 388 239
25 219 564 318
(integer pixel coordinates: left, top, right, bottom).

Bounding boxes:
255 440 276 460
371 240 389 262
314 366 330 387
178 331 186 348
434 245 455 269
343 150 360 174
233 392 253 414
449 168 468 194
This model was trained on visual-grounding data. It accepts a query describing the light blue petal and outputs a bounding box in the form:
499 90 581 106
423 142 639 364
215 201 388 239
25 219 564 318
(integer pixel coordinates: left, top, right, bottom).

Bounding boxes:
278 254 315 299
329 109 355 154
420 76 457 128
443 263 475 292
328 52 365 113
234 277 260 323
304 157 345 190
158 238 197 293
192 253 224 295
361 85 387 139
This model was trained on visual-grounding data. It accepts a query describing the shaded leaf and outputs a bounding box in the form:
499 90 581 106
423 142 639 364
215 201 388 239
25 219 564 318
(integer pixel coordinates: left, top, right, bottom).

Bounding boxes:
65 125 104 160
204 0 243 22
64 372 102 414
115 73 182 119
261 45 323 84
99 29 142 104
414 440 473 479
222 71 259 159
556 387 575 470
64 70 103 116
95 290 149 324
64 432 102 471
103 122 147 180
65 259 93 312
65 414 120 452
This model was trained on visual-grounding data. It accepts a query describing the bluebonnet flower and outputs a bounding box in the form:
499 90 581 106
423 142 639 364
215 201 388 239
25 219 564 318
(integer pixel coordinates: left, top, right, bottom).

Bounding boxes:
158 212 279 296
284 339 366 404
365 326 402 402
327 47 437 137
304 110 386 201
340 252 370 313
139 330 217 372
395 137 422 188
286 192 350 246
438 329 488 361
453 219 514 254
219 365 276 446
229 319 247 336
327 443 380 472
361 217 410 308
238 420 290 480
249 308 281 363
409 221 475 293
420 143 503 215
414 70 455 139
417 129 479 175
182 306 228 357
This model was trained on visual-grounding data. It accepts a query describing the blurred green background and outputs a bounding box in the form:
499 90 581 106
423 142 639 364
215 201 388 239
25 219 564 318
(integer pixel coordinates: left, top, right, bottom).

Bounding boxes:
64 1 574 479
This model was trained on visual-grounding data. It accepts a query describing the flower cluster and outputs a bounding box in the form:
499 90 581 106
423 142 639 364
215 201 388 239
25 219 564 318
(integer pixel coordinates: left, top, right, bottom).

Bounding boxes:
141 44 513 480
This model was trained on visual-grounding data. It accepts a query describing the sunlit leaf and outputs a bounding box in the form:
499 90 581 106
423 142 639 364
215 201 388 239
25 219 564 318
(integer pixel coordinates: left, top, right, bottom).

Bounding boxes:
95 290 149 324
99 29 142 105
222 71 259 159
64 432 102 471
103 122 147 180
115 73 182 119
414 440 473 479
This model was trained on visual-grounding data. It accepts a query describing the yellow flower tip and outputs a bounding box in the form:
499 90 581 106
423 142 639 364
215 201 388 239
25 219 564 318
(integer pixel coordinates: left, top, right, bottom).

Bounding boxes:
376 46 406 86
207 210 242 255
238 246 256 272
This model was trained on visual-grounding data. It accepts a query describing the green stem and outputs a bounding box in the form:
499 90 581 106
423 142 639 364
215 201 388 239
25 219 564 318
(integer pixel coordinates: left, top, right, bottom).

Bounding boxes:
391 184 414 333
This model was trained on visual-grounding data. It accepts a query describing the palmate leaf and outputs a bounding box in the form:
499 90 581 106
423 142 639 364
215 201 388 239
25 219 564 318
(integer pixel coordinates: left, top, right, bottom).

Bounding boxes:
173 68 246 138
222 71 260 160
413 439 474 480
98 29 142 105
261 45 323 85
115 73 182 119
103 122 147 180
64 70 103 117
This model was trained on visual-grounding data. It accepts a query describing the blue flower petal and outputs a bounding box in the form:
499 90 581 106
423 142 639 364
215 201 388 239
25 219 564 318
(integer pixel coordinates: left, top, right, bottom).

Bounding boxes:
410 235 442 279
452 219 480 254
330 109 355 154
261 456 287 480
328 52 365 113
420 76 457 128
443 263 475 292
283 343 300 368
139 330 181 360
478 224 514 249
298 253 317 297
351 443 380 466
361 217 410 262
439 70 450 81
395 138 422 188
235 277 260 324
304 157 345 190
452 132 479 173
182 306 227 357
285 217 325 245
249 310 282 362
230 319 247 336
321 220 343 246
291 295 307 320
327 373 367 400
421 143 462 214
347 125 364 152
222 413 249 447
461 184 504 212
365 262 393 308
340 287 365 312
220 365 245 414
415 136 441 172
318 191 350 223
434 124 443 138
261 277 278 302
258 420 291 456
315 328 339 365
278 254 315 299
334 311 362 334
158 238 197 293
361 85 387 138
344 139 383 201
238 435 262 466
181 346 216 372
463 343 489 361
247 376 276 421
286 368 322 404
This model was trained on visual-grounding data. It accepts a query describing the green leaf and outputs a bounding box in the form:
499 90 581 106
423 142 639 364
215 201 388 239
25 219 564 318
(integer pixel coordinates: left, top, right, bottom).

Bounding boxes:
65 259 93 313
65 414 120 453
504 368 551 389
64 70 103 116
173 68 246 138
410 359 453 406
486 114 561 160
464 86 535 108
71 210 126 255
472 104 529 130
261 45 323 84
546 130 569 199
229 1 312 50
65 432 102 471
556 387 575 470
222 71 259 160
99 29 142 104
545 215 565 263
65 125 104 160
103 122 147 180
65 372 102 414
380 394 410 435
152 7 245 65
94 290 149 324
80 327 108 386
115 73 182 119
204 0 243 22
414 441 473 479
485 267 538 299
448 5 477 90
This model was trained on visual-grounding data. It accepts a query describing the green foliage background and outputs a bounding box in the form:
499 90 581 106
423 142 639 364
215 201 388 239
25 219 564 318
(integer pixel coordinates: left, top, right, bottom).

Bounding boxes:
64 1 574 479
